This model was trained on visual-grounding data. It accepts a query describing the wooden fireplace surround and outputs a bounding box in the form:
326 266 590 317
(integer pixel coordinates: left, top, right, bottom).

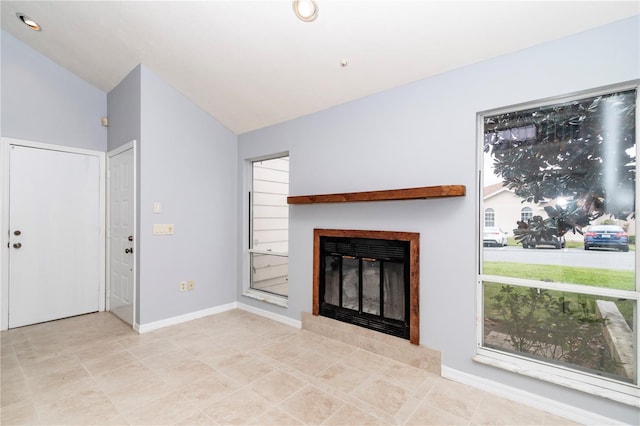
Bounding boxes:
313 228 420 345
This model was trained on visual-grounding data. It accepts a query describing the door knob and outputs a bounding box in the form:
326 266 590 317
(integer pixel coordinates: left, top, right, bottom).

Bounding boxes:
13 242 22 249
14 230 21 236
128 235 133 242
125 248 133 254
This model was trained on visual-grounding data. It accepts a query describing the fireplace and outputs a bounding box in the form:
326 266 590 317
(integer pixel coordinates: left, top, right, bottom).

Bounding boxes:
313 229 420 344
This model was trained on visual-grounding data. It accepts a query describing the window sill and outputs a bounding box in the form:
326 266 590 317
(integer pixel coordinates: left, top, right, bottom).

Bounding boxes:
242 289 288 308
473 349 639 407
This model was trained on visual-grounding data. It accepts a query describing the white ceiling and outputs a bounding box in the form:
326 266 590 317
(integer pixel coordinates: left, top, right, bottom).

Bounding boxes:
1 1 638 134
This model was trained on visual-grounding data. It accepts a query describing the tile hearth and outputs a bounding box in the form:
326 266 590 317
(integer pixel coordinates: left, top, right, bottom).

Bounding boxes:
1 310 577 425
302 313 439 375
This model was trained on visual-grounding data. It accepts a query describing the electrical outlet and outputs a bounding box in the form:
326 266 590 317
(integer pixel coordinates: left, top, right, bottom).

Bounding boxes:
187 280 194 291
179 281 187 292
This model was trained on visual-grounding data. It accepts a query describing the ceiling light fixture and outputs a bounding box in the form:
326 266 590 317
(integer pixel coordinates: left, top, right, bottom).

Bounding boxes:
293 0 318 22
16 13 42 31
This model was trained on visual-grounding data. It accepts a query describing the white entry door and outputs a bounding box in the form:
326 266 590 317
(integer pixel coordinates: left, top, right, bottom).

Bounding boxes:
108 146 135 325
8 145 102 328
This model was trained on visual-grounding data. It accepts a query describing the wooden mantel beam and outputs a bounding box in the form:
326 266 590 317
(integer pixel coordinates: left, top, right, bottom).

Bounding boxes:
287 185 465 205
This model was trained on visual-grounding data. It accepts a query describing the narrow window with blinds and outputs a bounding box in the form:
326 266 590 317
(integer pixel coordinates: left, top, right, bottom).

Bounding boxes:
249 156 289 297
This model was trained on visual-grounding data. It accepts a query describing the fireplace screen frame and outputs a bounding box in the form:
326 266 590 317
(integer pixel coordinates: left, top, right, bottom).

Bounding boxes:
313 229 420 345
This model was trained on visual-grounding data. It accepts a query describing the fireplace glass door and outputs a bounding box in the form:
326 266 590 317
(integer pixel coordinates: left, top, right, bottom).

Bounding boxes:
319 237 410 339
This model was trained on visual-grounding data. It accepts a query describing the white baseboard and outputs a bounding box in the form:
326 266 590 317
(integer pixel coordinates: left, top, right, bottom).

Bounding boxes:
135 302 238 333
441 366 624 426
237 302 301 329
134 302 301 334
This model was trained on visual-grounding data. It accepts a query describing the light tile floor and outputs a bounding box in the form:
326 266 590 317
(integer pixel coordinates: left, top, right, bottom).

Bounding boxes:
1 310 579 425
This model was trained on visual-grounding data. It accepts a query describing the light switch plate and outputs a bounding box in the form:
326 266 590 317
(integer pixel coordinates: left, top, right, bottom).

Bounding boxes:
153 202 162 213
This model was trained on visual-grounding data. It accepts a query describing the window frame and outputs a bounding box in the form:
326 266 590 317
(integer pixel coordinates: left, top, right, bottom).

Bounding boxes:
243 152 289 306
476 82 640 407
484 208 495 227
520 207 533 223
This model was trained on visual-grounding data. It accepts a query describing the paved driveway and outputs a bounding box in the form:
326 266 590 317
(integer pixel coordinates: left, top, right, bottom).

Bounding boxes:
483 246 635 271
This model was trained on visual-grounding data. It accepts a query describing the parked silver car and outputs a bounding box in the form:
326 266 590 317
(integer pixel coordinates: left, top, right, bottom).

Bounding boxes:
483 227 508 247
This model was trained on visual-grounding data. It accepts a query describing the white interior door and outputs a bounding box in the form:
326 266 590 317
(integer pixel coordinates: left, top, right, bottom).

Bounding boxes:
8 145 102 328
108 146 135 325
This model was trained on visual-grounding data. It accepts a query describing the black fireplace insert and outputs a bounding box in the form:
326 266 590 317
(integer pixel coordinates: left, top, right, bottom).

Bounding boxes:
319 235 410 339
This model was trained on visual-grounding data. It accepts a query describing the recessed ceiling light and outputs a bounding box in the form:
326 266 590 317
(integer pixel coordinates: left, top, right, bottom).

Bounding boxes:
293 0 318 22
16 13 42 31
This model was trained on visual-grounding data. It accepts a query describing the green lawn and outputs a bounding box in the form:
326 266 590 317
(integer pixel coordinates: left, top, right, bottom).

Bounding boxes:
483 261 634 290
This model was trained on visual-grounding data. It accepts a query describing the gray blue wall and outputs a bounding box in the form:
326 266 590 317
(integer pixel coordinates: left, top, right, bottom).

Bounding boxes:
107 64 239 325
137 66 238 324
237 17 640 423
107 66 141 152
1 31 107 151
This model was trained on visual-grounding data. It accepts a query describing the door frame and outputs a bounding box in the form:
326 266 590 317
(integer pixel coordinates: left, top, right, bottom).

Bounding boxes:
106 140 137 328
0 138 106 330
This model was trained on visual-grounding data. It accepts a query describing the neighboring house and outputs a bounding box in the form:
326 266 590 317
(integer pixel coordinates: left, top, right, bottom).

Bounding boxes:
483 182 635 242
483 182 539 238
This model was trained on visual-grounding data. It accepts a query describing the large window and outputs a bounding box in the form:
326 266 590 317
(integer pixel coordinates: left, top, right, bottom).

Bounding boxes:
250 155 289 297
479 86 638 405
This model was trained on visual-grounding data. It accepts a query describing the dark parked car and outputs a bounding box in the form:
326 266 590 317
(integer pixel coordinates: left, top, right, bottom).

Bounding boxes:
522 235 565 249
584 225 629 252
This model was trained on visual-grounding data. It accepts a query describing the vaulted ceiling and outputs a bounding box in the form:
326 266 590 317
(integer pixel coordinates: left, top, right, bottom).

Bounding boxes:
1 1 638 134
